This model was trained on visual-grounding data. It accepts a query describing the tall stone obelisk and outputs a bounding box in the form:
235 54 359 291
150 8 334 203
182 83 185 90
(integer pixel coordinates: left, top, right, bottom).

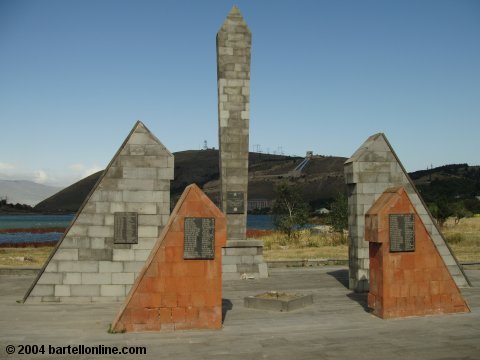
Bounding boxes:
217 6 267 279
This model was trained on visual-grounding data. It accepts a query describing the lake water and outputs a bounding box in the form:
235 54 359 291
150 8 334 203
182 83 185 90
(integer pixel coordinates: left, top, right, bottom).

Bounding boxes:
0 214 275 244
0 214 75 229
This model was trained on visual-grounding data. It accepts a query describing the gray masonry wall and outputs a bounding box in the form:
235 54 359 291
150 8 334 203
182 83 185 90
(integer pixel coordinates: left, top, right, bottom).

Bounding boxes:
344 133 470 292
217 7 267 279
25 121 174 303
217 6 250 240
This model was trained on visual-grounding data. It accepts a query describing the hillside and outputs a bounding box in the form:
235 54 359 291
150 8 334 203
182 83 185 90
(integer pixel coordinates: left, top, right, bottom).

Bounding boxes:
410 164 480 213
33 151 480 214
34 150 347 213
0 180 62 207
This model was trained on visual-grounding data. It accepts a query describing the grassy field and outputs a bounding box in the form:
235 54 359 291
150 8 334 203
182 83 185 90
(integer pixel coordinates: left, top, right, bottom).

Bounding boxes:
0 246 53 267
0 217 479 267
260 217 480 262
442 217 480 263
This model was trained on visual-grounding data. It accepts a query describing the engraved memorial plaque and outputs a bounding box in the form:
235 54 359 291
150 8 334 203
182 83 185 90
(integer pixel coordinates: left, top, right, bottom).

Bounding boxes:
389 214 415 252
184 217 215 259
226 191 244 214
114 212 138 244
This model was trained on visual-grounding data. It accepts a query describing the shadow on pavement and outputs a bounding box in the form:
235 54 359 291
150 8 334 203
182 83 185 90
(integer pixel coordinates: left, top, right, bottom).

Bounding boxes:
346 292 369 312
222 299 233 323
327 269 370 312
326 269 349 289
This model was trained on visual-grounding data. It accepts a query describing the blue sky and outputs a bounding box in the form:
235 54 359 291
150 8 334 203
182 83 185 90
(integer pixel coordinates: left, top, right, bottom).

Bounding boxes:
1 0 479 187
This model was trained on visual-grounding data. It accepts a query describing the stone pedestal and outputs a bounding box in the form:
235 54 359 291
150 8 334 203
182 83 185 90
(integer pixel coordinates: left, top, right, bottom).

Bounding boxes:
222 240 268 280
216 6 267 279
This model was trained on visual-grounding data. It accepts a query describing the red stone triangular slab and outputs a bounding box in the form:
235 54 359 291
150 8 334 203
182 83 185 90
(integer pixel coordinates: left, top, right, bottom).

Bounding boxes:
365 187 470 318
111 184 226 332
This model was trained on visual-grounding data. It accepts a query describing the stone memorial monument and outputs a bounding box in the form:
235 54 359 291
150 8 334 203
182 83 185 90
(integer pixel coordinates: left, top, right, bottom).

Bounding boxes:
111 184 226 332
365 187 470 318
217 6 267 279
344 133 470 292
24 121 174 303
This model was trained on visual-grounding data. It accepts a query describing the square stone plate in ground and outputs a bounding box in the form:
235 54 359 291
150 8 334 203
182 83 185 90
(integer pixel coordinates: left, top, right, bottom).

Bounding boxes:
244 291 313 312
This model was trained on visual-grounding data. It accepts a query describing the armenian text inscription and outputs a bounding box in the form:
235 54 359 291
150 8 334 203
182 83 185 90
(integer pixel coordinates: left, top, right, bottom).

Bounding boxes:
184 217 215 259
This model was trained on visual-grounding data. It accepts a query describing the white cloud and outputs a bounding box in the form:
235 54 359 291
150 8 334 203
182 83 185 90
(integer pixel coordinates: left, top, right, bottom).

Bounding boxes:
0 162 16 171
0 161 104 187
33 170 49 184
68 163 103 178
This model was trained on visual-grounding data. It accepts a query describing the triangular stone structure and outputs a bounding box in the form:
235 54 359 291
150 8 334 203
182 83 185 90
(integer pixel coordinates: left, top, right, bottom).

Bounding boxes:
365 187 469 318
24 121 174 303
111 184 226 332
344 133 470 292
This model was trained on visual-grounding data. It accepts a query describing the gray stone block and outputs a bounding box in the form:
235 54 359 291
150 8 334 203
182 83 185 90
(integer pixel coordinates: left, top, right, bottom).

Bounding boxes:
244 293 313 312
125 202 157 214
112 272 134 285
134 249 151 261
241 255 254 264
87 226 113 238
78 248 112 261
44 261 58 272
54 285 71 297
81 273 112 285
225 247 258 256
222 264 237 273
90 237 105 249
37 273 63 285
70 285 100 297
100 285 125 297
138 225 158 238
123 261 144 273
62 237 90 249
222 255 242 265
63 273 81 284
58 261 98 273
59 296 92 304
31 285 54 296
112 249 135 261
99 261 123 273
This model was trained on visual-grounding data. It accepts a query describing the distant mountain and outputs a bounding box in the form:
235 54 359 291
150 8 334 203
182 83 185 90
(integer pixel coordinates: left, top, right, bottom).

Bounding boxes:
33 150 479 215
409 163 480 203
34 150 347 213
34 172 101 213
0 180 63 207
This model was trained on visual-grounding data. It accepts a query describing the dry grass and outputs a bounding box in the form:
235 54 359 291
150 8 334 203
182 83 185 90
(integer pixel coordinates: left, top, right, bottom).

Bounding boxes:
0 246 54 267
259 217 480 263
442 217 480 263
258 229 348 260
0 217 478 267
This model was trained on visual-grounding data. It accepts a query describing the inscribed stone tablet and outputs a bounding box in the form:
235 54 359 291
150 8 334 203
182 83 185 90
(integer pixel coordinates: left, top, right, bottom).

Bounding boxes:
226 191 244 214
114 212 138 244
389 214 415 252
184 217 215 259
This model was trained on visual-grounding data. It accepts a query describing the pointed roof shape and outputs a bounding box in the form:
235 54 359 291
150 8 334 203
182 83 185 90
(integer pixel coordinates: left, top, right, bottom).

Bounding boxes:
345 132 471 287
111 184 226 331
217 5 251 34
23 121 173 302
345 133 388 163
365 186 470 317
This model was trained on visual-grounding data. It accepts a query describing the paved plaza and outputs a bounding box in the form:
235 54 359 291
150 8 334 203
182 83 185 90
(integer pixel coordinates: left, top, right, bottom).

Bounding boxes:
1 267 479 359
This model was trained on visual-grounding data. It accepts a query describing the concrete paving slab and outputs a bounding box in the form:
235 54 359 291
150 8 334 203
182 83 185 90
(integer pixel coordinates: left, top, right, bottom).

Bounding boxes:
1 267 479 359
